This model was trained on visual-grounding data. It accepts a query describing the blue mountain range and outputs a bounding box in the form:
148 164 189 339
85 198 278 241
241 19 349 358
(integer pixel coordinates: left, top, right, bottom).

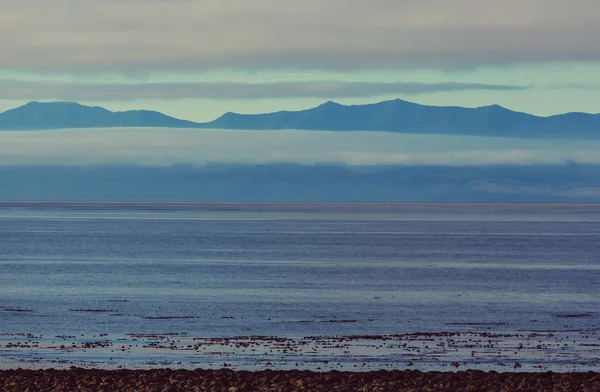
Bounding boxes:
0 101 199 130
1 99 599 138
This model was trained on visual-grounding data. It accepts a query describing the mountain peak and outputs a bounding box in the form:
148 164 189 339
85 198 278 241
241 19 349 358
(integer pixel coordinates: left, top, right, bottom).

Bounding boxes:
22 100 86 108
318 100 342 108
482 103 507 110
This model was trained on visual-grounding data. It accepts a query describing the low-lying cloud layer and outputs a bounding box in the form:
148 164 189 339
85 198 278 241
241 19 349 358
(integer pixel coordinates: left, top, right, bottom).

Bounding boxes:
0 80 528 101
2 0 599 71
1 128 600 166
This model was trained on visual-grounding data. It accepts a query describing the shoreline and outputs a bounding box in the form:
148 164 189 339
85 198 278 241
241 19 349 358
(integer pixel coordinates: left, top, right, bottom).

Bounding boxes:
2 330 599 373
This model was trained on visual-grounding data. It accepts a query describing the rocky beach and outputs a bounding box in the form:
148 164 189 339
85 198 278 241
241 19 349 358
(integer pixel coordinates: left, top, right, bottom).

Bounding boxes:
2 329 600 390
1 368 600 391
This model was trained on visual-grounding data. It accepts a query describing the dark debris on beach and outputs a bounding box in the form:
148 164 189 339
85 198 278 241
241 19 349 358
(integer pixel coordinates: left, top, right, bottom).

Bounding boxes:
1 368 599 392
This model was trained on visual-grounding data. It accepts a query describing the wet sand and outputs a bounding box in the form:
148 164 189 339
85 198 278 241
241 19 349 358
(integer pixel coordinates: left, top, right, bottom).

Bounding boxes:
1 368 599 391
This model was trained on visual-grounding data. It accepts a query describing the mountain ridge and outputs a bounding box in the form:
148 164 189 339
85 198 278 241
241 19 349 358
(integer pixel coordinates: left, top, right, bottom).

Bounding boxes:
1 98 599 138
203 98 600 138
0 101 200 130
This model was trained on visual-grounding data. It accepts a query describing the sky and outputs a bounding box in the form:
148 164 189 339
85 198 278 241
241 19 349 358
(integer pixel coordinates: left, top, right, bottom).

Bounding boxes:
1 0 600 122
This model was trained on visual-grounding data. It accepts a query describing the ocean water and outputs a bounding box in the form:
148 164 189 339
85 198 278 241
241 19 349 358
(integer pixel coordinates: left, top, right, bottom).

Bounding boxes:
1 202 599 341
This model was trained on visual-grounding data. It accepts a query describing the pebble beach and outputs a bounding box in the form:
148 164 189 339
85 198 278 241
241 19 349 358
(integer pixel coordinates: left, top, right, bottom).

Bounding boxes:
1 368 599 392
2 330 600 391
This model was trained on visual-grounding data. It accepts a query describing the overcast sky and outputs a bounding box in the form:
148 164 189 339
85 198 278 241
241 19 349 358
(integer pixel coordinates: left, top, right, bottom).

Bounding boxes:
1 0 600 121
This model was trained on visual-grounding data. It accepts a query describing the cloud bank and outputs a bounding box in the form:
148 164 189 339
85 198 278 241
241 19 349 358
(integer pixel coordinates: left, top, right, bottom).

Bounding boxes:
0 80 529 101
1 128 600 166
1 0 599 72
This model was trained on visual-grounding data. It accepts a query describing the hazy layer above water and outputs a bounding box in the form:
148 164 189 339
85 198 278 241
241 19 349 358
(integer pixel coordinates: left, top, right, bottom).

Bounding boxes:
2 128 600 166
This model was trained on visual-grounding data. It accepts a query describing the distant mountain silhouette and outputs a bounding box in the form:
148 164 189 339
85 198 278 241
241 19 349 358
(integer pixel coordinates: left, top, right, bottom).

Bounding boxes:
202 99 600 138
2 163 600 202
1 99 600 138
0 101 199 130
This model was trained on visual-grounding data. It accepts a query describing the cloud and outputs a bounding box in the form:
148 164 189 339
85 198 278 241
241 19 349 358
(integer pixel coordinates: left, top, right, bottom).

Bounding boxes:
1 0 599 72
551 83 600 90
1 128 600 166
0 80 529 101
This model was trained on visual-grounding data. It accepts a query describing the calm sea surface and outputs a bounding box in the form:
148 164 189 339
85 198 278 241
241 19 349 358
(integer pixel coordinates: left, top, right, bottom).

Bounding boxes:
1 203 599 339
